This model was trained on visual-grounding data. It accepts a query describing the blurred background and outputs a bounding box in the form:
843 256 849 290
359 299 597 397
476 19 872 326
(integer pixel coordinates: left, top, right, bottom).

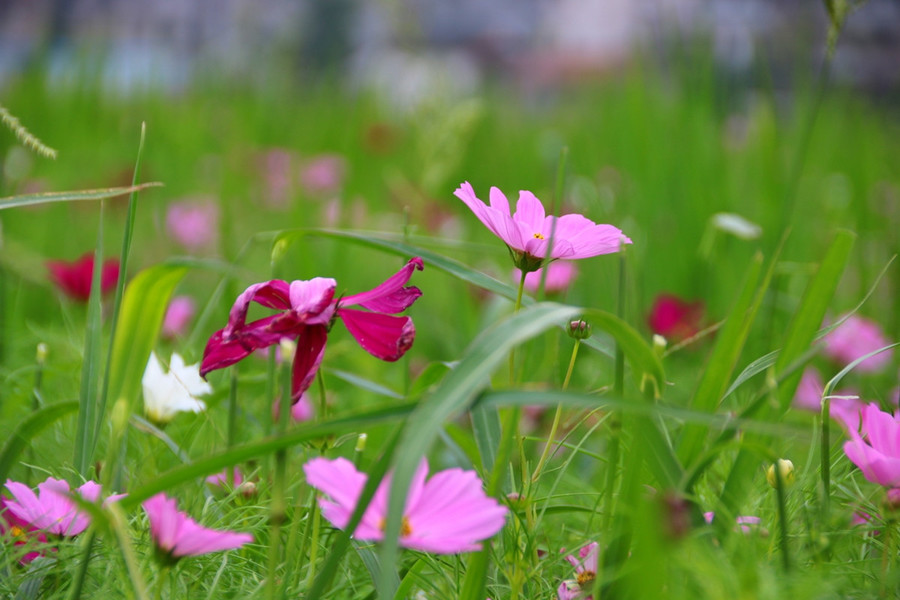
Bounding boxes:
2 0 899 98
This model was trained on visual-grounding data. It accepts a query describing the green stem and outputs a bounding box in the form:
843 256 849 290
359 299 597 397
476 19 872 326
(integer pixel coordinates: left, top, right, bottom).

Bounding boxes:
304 500 322 591
266 361 292 600
773 460 791 572
531 339 580 483
508 269 527 384
820 393 831 520
66 531 96 600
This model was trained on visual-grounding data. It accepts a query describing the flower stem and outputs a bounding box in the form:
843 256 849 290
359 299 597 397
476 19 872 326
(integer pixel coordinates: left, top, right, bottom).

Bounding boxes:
508 269 528 384
531 339 581 483
266 361 292 600
773 459 791 572
820 393 831 520
227 371 239 488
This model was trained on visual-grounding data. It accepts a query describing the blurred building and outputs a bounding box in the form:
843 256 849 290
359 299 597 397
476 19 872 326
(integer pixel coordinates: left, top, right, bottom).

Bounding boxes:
0 0 898 96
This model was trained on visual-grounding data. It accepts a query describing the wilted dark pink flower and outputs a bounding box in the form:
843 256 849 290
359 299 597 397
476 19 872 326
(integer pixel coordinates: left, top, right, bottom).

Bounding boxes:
143 493 253 562
843 403 900 489
303 457 507 554
162 296 196 339
514 260 578 295
299 154 345 196
455 182 630 272
165 198 219 252
557 542 598 600
647 294 704 341
201 258 423 400
4 477 125 537
823 314 893 373
47 253 119 302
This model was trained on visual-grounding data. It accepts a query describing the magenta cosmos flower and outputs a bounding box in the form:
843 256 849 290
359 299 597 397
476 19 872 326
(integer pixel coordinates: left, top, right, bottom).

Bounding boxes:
823 314 893 373
557 542 599 600
455 182 630 272
647 294 704 342
201 258 423 400
4 477 125 537
844 403 900 489
303 457 507 554
47 253 119 302
143 493 253 563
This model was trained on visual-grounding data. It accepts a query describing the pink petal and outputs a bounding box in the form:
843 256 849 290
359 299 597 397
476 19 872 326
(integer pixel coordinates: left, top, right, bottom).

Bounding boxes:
291 325 328 399
288 278 337 324
224 280 292 335
340 258 424 313
337 309 415 361
512 190 546 233
303 457 367 530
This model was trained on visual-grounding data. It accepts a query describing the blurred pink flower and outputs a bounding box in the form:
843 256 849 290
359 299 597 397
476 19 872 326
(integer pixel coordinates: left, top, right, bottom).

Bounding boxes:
201 258 423 401
0 497 48 564
4 477 125 537
793 368 865 432
143 493 253 562
823 314 894 373
303 456 507 554
165 198 219 252
514 260 578 295
47 253 119 302
300 154 345 196
258 149 297 208
272 392 314 423
647 294 704 341
206 468 257 498
557 542 598 600
702 512 762 533
455 182 630 272
843 403 900 489
162 296 196 339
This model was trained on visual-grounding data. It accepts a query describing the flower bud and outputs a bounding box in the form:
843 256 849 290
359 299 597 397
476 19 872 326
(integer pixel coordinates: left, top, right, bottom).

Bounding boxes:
35 342 48 365
279 338 297 363
566 319 592 340
355 433 368 453
766 459 795 488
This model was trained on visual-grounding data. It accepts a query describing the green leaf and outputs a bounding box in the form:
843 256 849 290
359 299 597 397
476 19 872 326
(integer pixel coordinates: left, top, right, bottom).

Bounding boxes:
0 401 78 483
678 253 766 467
106 264 188 408
470 403 502 475
0 183 162 210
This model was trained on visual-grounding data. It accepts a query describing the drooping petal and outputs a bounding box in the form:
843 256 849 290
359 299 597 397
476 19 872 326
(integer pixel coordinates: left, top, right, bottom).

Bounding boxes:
143 493 252 558
224 280 292 335
340 258 424 313
337 309 415 362
200 314 300 377
291 325 329 399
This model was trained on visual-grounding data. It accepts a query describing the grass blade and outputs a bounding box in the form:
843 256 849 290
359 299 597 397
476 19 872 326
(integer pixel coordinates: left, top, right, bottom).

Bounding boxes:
0 183 162 210
0 401 78 482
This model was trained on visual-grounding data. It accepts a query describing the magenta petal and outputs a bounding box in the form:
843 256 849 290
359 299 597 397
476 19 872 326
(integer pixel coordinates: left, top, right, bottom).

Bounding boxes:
291 325 328 399
340 258 424 314
225 280 291 334
288 277 337 324
338 309 415 361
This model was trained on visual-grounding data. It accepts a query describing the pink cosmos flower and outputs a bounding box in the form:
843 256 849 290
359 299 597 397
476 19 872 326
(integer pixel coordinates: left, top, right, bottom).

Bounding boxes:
514 260 578 295
161 296 196 339
647 294 704 341
557 542 598 600
823 314 893 372
702 512 762 534
272 392 314 423
258 149 298 208
843 403 900 489
4 477 125 537
47 253 120 302
143 493 253 562
0 497 48 564
165 198 219 252
454 182 630 272
200 258 423 401
303 456 508 554
299 154 345 196
792 367 865 433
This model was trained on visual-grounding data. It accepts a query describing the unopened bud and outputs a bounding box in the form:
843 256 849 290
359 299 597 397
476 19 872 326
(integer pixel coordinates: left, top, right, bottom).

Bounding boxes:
566 319 592 340
36 343 48 365
652 334 667 356
766 459 795 488
355 433 367 453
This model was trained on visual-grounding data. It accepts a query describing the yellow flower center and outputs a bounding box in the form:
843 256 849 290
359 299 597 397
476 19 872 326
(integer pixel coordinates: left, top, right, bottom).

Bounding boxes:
10 525 25 540
533 232 545 239
379 516 413 538
576 570 595 586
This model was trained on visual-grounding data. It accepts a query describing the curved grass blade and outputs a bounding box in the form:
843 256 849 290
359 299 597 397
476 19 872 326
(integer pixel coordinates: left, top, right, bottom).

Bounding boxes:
0 401 78 483
0 182 162 210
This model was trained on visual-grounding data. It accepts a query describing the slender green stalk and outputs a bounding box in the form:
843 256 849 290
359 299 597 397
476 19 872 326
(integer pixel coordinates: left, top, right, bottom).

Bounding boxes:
28 343 47 484
603 247 627 531
531 339 581 483
227 371 239 488
508 270 528 383
66 531 96 600
266 361 292 600
820 393 831 519
303 500 322 590
773 460 791 572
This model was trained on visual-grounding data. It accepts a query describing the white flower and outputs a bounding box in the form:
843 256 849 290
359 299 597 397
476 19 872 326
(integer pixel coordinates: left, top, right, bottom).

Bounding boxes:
142 352 211 424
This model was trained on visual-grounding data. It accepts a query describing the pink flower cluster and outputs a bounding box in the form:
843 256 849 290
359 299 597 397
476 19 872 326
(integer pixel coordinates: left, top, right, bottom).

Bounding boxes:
823 314 893 373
